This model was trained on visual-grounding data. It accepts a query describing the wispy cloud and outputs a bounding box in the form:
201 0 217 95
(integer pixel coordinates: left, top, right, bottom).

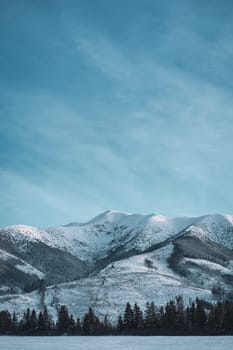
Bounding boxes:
0 0 233 225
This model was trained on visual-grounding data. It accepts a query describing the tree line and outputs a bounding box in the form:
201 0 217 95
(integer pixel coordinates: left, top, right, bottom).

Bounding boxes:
0 297 233 335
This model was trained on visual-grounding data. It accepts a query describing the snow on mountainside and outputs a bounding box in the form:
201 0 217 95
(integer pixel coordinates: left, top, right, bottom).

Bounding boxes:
193 214 233 248
46 213 178 261
0 245 213 322
1 211 233 259
1 210 233 321
45 210 190 260
0 225 54 252
47 211 233 254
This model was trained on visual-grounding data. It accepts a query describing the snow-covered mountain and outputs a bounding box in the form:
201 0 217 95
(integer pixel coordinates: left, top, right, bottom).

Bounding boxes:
0 211 233 321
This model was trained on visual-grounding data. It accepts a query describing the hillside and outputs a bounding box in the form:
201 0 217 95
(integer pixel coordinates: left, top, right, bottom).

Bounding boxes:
0 211 233 320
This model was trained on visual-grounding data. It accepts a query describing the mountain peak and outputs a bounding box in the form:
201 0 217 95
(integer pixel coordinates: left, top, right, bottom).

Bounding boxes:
86 209 132 225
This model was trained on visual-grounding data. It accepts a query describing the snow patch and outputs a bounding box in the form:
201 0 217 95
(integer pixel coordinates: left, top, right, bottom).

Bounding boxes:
183 258 233 275
16 264 45 279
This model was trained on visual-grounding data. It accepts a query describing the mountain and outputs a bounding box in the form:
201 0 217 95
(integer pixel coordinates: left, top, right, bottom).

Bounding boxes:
0 211 233 321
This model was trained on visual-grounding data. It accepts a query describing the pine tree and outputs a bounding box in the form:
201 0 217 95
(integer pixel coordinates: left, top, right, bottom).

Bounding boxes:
176 296 185 329
133 303 143 330
12 312 18 334
190 302 196 329
165 301 176 329
214 301 223 329
69 314 76 334
117 314 124 333
57 305 70 333
22 308 31 331
29 309 37 333
0 310 12 334
196 299 206 329
103 314 111 334
222 301 233 331
144 302 157 331
82 307 99 335
76 317 82 334
123 302 134 332
38 311 45 333
207 304 215 329
158 306 165 329
43 306 52 332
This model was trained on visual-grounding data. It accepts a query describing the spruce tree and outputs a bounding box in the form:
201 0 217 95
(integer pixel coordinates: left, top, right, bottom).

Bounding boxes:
158 306 165 329
12 312 18 334
43 306 51 332
38 311 45 333
30 309 38 333
214 301 223 329
144 302 157 331
123 302 134 332
196 299 206 329
133 303 143 330
22 308 31 332
103 314 111 334
0 310 12 334
207 304 215 329
190 302 196 329
57 305 70 333
117 314 124 333
83 307 99 335
222 301 233 331
176 296 185 330
165 301 176 329
69 314 76 334
76 317 82 334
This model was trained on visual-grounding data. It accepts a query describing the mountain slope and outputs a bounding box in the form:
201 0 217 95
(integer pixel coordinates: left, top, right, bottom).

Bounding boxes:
0 211 233 320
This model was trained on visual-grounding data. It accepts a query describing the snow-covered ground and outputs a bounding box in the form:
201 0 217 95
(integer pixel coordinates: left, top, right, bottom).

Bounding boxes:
0 245 212 323
183 258 233 275
0 336 232 350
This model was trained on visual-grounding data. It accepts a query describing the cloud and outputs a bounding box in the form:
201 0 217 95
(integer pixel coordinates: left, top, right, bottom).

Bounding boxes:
1 0 233 225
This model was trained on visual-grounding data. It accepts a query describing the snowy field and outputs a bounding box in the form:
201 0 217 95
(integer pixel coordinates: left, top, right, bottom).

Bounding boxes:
0 336 233 350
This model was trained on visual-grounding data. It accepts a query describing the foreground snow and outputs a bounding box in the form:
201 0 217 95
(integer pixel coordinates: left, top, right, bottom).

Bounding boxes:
0 336 232 350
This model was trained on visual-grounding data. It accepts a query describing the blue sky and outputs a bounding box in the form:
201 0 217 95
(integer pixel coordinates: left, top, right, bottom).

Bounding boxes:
1 0 233 226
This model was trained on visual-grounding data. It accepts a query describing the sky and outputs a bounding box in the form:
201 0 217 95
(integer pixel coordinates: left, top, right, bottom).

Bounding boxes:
1 0 233 227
